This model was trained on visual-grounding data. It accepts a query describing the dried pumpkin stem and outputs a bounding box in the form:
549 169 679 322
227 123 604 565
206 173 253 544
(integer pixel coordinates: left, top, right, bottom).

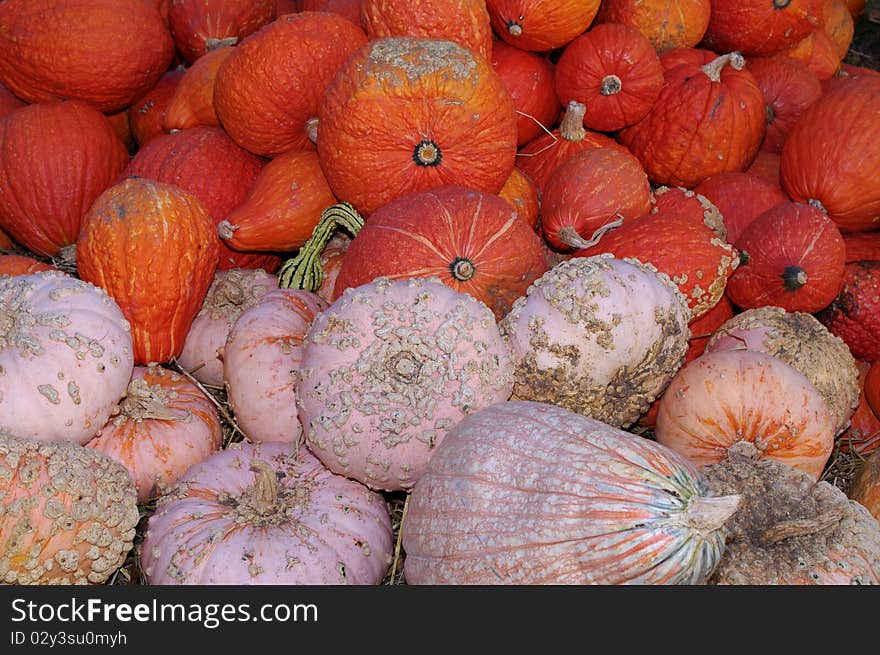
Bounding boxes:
701 52 746 82
781 265 808 291
206 36 238 51
248 460 279 514
557 216 624 250
681 494 741 534
117 379 190 422
559 100 587 142
305 117 319 145
600 74 622 96
760 506 846 545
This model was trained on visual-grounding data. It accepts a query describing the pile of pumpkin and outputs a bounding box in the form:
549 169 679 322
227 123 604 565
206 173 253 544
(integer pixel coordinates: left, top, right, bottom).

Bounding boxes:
0 0 879 586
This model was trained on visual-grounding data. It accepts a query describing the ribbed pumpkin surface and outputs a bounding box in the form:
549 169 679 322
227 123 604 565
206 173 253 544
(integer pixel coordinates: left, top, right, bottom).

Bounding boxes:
332 185 548 319
0 101 129 257
702 0 824 56
403 400 739 585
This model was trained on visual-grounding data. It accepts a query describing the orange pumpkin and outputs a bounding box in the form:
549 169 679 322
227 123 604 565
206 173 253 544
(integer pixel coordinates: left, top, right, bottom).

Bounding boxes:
839 361 880 455
0 101 130 257
486 0 601 52
745 55 822 154
86 365 223 504
295 0 362 24
823 0 855 61
694 172 789 245
490 39 560 147
0 81 26 119
702 0 824 57
843 231 880 263
617 51 766 188
0 254 54 277
850 451 880 522
76 178 220 366
596 0 711 53
128 69 185 148
163 47 234 132
317 37 518 217
360 0 492 60
332 185 548 319
780 75 880 233
655 349 836 480
219 150 338 253
121 127 279 272
214 12 368 157
0 0 176 113
498 167 540 231
781 29 840 80
167 0 275 63
516 101 626 196
747 150 782 187
540 146 652 252
865 362 880 421
554 23 664 133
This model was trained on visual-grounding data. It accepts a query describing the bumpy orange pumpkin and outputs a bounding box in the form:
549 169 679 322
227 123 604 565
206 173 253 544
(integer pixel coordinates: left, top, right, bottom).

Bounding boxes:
596 0 711 53
0 0 176 113
76 178 220 366
693 172 789 245
0 101 129 257
128 69 185 148
617 51 766 188
498 167 540 231
486 0 601 52
317 37 518 217
167 0 275 63
361 0 492 60
0 254 54 277
214 12 368 157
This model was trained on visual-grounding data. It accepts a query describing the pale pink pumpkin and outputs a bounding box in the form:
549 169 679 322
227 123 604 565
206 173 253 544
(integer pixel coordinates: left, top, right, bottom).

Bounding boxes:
139 440 393 584
297 276 514 492
86 366 223 504
499 255 690 429
655 349 836 480
224 288 327 444
0 271 134 444
177 268 278 386
0 433 140 585
402 400 741 585
704 306 859 436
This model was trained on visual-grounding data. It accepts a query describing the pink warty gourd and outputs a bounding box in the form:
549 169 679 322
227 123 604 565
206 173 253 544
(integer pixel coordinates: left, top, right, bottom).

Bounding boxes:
402 400 741 585
223 288 328 444
296 276 515 492
139 440 393 585
499 255 690 428
0 433 140 584
0 271 134 444
177 268 278 387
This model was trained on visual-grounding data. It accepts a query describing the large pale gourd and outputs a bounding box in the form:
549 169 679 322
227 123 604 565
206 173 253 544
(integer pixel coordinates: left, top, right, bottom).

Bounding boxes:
403 400 741 585
0 272 134 444
499 255 690 428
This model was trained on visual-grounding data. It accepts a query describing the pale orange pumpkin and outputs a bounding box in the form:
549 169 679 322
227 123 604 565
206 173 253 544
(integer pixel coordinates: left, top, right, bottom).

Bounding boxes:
86 366 223 504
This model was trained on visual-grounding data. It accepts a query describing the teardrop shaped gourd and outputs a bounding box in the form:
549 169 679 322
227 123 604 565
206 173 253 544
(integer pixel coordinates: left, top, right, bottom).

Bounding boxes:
163 46 235 132
76 178 220 366
403 400 741 585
